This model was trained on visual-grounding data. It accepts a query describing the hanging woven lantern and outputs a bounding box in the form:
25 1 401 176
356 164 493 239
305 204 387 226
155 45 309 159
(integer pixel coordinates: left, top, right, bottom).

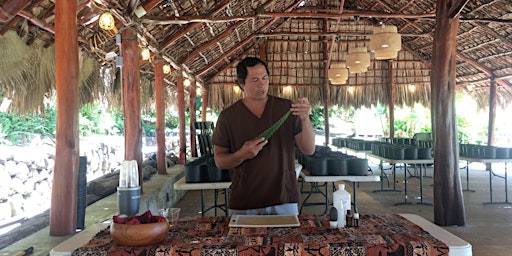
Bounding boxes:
346 47 370 74
141 48 150 60
328 62 348 84
163 64 172 74
369 25 401 60
98 12 116 31
347 64 368 74
330 77 348 85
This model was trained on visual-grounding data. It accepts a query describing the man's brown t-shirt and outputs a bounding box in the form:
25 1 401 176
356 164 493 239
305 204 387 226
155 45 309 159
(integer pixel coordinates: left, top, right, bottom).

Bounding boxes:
212 96 302 210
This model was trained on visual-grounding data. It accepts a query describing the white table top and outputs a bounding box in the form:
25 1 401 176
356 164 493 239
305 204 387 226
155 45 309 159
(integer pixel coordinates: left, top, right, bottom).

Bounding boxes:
174 177 231 190
459 156 512 164
400 214 472 256
300 169 380 183
367 153 434 165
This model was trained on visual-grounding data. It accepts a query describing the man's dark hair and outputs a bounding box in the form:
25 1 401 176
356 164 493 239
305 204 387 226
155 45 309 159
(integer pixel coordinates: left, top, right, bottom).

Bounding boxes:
236 57 270 85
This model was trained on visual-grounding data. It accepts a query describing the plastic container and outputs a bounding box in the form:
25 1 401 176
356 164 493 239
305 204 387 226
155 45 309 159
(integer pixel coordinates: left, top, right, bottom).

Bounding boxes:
333 184 351 227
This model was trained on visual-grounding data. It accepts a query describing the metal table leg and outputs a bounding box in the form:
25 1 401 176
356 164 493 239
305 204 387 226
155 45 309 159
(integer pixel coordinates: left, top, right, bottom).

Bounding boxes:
463 160 476 192
200 190 205 216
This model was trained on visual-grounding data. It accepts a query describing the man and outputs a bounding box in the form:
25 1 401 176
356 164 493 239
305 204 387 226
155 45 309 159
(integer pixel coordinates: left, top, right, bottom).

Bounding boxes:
212 57 315 215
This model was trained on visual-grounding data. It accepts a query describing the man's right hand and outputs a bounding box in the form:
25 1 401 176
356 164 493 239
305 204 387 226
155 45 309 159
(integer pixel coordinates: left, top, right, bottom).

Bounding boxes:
239 137 268 160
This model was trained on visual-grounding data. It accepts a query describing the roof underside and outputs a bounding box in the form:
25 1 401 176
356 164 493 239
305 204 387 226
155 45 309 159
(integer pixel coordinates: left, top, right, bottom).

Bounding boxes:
0 0 511 113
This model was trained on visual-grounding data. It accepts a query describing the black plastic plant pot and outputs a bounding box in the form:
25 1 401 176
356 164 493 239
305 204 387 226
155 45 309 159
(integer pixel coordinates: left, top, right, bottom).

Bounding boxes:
484 146 496 159
417 147 432 159
392 146 405 160
383 145 393 159
327 157 348 176
309 155 328 176
221 169 233 181
185 160 205 183
496 147 509 159
404 147 418 160
347 158 368 176
206 160 223 182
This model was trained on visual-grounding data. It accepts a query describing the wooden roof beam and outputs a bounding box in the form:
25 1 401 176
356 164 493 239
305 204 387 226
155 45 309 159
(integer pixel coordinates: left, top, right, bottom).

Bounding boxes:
0 0 31 22
160 0 231 50
457 53 492 76
179 0 279 65
199 0 304 79
143 10 436 25
375 0 424 31
476 23 512 48
457 73 512 86
456 53 511 88
17 10 89 46
449 0 470 19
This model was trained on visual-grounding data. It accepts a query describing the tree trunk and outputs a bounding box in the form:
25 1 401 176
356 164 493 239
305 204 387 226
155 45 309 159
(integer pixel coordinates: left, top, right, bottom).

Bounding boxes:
431 0 466 226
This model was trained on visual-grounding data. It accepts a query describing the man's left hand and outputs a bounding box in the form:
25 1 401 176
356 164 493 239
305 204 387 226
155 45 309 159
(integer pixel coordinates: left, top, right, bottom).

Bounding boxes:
291 97 311 121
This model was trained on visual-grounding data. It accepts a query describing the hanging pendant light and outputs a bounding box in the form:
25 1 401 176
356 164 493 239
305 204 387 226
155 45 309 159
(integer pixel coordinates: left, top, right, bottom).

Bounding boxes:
328 63 348 84
99 12 116 31
369 25 401 60
163 64 172 74
141 48 150 61
346 47 370 74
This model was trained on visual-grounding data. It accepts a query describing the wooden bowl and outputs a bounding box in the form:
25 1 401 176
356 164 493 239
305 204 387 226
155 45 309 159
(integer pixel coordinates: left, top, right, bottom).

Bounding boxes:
110 217 169 246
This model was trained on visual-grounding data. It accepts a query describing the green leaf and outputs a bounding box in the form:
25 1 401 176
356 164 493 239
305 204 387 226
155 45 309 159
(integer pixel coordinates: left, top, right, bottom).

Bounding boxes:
255 110 291 141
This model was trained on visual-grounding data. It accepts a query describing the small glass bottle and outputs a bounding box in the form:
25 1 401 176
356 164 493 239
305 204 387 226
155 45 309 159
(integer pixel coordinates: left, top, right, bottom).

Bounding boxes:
353 212 360 228
346 209 353 227
329 207 338 229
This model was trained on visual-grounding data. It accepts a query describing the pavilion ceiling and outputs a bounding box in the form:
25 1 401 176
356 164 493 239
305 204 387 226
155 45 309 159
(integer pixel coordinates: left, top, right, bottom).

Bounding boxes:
0 0 511 113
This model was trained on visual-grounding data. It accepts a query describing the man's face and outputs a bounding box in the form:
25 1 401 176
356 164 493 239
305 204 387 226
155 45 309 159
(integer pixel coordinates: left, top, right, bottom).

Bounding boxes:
241 63 269 100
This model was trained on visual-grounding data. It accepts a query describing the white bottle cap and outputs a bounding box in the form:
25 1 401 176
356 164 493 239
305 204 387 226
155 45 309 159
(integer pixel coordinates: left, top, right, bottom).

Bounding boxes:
338 183 345 190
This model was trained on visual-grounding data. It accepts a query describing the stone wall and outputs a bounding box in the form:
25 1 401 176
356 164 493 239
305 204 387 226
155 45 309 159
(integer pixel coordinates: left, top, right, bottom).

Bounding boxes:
0 135 181 228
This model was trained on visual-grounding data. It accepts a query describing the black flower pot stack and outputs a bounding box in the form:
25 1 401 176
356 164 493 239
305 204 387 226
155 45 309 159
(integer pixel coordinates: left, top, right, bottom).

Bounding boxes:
372 140 429 160
185 155 230 183
459 144 512 159
297 145 369 176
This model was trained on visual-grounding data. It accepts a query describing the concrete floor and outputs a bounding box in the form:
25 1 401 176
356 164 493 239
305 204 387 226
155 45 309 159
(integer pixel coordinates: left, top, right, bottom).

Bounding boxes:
1 160 511 255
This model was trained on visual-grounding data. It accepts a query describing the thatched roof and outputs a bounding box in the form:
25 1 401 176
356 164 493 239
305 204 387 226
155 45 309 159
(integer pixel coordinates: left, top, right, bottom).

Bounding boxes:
0 0 511 114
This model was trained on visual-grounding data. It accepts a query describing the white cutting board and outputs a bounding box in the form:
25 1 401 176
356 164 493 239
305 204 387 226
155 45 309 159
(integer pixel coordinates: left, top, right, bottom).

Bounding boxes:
229 215 300 227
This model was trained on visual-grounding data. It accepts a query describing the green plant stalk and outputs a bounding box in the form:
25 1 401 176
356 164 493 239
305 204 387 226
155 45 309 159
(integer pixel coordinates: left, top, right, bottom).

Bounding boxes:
255 110 291 141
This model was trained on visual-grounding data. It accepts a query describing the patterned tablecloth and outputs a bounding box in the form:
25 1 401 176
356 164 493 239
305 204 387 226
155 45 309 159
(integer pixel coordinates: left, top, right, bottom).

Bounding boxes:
73 214 449 256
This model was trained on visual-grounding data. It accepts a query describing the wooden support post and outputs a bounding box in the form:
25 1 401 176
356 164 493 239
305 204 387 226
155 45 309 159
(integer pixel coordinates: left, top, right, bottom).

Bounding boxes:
189 80 198 157
177 74 187 163
154 57 167 174
388 60 395 138
51 0 79 236
201 86 208 122
122 27 143 189
322 17 330 145
487 77 497 146
431 0 466 226
486 77 497 172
